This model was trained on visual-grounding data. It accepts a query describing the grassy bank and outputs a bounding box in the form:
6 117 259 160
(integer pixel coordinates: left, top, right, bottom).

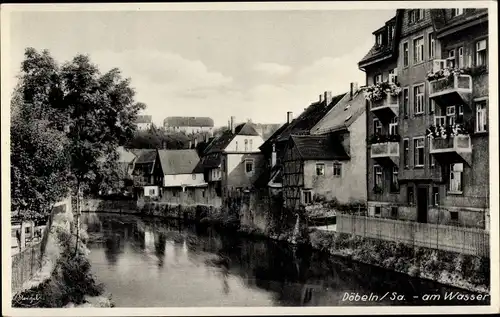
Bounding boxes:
309 229 490 294
12 220 113 308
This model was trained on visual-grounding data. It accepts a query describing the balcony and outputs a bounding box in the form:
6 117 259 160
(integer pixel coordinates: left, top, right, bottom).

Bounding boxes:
430 135 472 166
428 74 472 107
370 141 399 166
370 94 399 121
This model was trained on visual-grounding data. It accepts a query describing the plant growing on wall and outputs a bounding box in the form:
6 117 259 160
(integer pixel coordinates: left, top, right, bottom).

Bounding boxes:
368 134 401 145
373 184 383 194
426 123 469 139
364 81 402 102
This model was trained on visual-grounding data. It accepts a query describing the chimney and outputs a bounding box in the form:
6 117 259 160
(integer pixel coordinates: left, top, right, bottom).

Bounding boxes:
230 116 235 134
287 111 293 124
188 140 192 149
319 94 323 103
194 138 198 148
324 91 333 105
162 140 167 150
350 83 354 100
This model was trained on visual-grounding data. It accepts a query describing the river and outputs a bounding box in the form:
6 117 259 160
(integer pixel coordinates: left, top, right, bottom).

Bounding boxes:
81 212 489 307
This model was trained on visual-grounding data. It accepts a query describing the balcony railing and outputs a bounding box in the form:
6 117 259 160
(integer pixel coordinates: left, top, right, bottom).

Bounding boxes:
429 135 471 153
370 141 399 158
429 74 472 97
370 94 399 114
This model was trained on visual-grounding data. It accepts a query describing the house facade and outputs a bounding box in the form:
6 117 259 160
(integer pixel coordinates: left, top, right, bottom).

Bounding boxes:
152 149 211 205
132 149 159 198
258 92 346 193
359 9 489 229
163 116 214 135
136 115 153 131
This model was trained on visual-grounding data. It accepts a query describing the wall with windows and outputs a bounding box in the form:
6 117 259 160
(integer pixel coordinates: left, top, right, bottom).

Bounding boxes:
436 18 489 213
163 173 205 187
221 153 265 190
304 115 367 204
225 135 264 153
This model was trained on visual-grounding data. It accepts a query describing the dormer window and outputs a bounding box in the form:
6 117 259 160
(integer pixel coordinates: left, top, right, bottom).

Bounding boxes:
388 25 395 42
375 33 383 46
451 8 464 17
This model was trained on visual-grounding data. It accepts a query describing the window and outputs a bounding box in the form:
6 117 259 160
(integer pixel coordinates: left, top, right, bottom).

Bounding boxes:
391 207 398 218
403 139 410 168
446 106 456 126
429 152 435 168
413 84 425 115
451 8 464 17
432 186 439 206
244 139 248 151
450 211 459 221
403 87 409 116
429 33 435 59
303 190 313 204
476 39 487 66
374 74 382 85
391 167 399 192
447 48 456 68
475 100 487 132
389 69 398 84
388 25 395 41
375 33 382 46
192 174 196 180
449 163 463 193
316 163 325 176
457 47 464 68
429 99 436 114
409 10 415 24
407 186 415 205
249 139 253 151
333 163 342 177
389 117 398 135
413 36 424 64
374 165 382 187
414 138 425 167
434 115 446 126
149 189 155 196
202 190 206 198
403 42 409 67
375 206 381 216
458 105 464 123
374 119 382 135
245 159 254 174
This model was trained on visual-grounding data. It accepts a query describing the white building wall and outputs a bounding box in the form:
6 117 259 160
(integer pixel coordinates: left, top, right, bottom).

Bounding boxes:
163 173 205 187
225 135 264 152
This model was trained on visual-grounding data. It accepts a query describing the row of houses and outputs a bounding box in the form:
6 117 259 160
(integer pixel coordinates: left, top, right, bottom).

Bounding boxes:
135 115 216 135
256 8 489 230
124 9 489 233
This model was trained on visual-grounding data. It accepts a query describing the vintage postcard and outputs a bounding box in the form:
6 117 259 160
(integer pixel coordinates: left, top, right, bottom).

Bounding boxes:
1 1 498 316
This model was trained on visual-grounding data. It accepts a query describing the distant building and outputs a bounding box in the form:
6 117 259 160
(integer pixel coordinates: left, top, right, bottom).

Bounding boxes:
132 149 158 197
136 115 153 131
200 117 265 195
163 116 214 135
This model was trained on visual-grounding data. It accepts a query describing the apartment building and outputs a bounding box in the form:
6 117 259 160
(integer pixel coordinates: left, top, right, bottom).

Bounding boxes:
359 9 489 229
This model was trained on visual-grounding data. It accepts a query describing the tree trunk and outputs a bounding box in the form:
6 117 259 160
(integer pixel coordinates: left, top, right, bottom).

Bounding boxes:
74 182 81 257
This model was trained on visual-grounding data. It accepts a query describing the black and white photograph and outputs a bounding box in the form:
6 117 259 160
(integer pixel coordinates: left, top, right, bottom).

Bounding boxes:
1 2 498 315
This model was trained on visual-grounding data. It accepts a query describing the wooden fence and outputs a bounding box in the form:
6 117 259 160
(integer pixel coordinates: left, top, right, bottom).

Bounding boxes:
337 214 489 257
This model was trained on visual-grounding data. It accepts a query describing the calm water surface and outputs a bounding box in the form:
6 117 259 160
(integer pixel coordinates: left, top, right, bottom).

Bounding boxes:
82 212 489 307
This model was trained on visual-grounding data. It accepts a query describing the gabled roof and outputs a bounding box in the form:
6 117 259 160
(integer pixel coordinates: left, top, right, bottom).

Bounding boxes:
203 122 260 155
200 152 222 169
358 11 403 69
157 149 201 175
290 134 350 161
430 9 488 39
136 115 152 124
311 88 367 135
117 146 137 164
135 149 157 164
262 94 346 150
164 116 214 127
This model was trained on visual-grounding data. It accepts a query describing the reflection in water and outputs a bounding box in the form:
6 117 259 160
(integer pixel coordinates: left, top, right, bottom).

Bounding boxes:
83 213 489 307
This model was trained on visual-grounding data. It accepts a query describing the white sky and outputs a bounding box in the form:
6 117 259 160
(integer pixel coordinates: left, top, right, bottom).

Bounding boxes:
8 9 396 127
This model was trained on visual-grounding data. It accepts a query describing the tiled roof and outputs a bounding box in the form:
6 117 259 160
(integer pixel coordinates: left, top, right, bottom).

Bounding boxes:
234 122 260 136
164 116 214 127
117 146 137 163
134 149 157 164
200 152 222 169
136 115 152 124
265 94 346 146
311 88 366 134
290 134 350 161
157 149 201 175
